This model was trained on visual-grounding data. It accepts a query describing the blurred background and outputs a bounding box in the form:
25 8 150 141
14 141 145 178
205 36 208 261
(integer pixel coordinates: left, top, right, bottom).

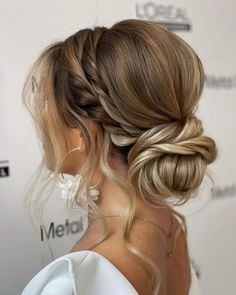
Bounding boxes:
0 1 235 294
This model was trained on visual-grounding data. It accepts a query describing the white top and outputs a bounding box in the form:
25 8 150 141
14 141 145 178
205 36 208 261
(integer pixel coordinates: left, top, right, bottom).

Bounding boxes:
21 250 202 295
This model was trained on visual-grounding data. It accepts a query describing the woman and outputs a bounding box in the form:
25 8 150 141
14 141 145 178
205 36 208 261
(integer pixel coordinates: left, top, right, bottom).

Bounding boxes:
21 18 217 295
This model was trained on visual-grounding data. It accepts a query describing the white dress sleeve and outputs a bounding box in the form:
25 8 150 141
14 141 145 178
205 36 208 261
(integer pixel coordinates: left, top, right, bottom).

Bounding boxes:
21 250 139 295
40 274 74 295
21 250 202 295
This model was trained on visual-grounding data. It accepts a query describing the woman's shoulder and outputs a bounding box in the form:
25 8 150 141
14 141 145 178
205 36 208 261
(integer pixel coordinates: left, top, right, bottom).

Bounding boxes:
21 250 139 295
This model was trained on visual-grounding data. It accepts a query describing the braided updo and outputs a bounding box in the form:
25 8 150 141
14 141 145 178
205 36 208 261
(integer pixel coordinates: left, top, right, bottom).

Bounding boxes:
56 20 217 206
22 18 218 295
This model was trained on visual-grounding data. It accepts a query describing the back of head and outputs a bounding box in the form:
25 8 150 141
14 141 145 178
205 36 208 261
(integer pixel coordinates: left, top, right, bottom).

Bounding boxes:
22 15 219 225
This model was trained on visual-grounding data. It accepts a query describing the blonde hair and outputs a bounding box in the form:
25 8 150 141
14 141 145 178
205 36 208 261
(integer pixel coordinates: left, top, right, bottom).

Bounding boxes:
21 18 218 295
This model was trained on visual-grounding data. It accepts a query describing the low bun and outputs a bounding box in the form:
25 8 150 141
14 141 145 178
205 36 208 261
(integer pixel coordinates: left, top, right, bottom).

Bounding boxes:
127 115 218 206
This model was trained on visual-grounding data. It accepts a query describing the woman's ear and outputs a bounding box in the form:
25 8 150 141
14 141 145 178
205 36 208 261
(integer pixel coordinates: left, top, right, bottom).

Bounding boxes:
61 121 100 175
66 120 99 152
66 128 85 152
